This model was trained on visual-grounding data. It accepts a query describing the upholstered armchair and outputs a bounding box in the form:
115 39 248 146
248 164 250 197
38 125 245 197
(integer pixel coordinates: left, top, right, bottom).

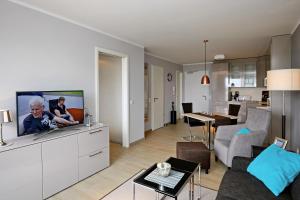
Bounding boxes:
214 108 271 167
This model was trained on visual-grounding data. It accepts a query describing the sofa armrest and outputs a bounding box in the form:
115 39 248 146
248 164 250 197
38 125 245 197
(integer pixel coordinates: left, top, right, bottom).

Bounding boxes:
227 130 266 167
231 156 253 171
215 124 245 141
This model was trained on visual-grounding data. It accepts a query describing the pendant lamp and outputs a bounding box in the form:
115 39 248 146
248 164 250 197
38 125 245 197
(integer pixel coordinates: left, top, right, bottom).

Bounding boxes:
201 40 210 85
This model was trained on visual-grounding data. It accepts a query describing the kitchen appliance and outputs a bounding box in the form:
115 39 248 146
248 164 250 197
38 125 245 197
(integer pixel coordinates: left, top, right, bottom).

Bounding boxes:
233 91 239 101
262 91 269 102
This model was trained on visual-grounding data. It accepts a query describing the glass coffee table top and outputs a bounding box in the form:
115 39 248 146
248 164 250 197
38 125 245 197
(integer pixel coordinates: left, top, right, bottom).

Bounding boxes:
133 157 199 198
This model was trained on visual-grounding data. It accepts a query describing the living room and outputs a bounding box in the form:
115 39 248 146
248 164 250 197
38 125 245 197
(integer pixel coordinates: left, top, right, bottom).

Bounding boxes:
0 0 300 200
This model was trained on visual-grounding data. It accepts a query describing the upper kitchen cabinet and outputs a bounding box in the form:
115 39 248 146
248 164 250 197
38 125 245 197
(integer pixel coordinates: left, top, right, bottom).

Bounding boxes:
229 56 269 88
229 58 257 87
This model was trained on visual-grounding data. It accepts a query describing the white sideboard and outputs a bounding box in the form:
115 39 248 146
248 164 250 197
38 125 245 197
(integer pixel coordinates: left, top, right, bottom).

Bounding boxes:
0 124 109 200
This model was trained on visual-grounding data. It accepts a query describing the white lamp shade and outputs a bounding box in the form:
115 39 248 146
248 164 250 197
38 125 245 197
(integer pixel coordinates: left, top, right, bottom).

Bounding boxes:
267 69 300 91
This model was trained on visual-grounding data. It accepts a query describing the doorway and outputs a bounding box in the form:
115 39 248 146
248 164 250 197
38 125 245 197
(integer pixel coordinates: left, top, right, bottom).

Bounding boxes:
176 71 183 119
95 47 129 148
151 65 164 130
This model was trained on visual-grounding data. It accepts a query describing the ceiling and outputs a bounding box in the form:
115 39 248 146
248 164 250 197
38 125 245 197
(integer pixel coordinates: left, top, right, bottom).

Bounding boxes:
10 0 300 64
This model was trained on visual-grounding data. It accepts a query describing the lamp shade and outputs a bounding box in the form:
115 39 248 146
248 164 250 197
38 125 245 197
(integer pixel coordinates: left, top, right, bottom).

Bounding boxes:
0 110 12 123
267 69 300 91
201 75 210 85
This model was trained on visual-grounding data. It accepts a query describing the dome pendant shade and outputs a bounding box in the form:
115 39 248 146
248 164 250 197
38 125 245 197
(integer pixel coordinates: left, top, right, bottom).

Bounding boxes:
201 75 210 85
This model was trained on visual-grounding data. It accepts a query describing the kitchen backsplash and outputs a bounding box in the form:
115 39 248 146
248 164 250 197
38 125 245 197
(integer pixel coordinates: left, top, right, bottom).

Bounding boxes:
230 87 267 101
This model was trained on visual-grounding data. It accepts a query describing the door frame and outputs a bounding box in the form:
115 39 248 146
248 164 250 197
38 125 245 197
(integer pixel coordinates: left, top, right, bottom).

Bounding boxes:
150 65 164 130
175 70 183 119
95 47 130 148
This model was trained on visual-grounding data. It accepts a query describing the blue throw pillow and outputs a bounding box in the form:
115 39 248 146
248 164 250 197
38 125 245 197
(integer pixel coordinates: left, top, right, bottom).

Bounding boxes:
236 128 251 135
247 144 300 196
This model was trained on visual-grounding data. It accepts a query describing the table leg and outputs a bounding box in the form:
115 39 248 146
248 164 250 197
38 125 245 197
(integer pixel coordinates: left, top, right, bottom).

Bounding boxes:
208 121 211 150
192 175 195 200
189 178 192 200
198 165 201 200
133 182 135 200
156 192 160 200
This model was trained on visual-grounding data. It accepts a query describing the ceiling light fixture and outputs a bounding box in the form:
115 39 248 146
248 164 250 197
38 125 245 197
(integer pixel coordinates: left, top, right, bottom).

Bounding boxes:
201 40 210 85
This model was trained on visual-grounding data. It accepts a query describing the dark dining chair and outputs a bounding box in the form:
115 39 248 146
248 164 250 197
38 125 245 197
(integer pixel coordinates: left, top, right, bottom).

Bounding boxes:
212 104 241 130
182 103 206 141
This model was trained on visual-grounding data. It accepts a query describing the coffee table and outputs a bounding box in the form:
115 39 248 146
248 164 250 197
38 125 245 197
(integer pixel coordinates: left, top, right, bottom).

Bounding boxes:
133 157 201 200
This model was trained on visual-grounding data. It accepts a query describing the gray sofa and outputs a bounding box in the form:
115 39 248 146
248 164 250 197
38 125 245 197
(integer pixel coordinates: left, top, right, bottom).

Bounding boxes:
216 157 300 200
214 108 271 167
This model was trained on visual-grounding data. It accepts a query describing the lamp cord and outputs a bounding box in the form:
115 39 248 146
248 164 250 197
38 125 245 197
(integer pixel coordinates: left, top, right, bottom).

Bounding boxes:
204 40 208 75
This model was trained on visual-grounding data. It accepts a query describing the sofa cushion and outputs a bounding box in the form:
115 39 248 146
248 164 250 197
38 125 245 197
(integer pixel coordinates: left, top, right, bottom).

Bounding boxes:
216 170 292 200
236 128 251 135
247 144 300 196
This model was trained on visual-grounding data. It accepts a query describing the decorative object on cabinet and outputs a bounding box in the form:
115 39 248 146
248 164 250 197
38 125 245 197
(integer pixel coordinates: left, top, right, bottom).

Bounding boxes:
267 69 300 139
201 40 210 85
0 109 12 146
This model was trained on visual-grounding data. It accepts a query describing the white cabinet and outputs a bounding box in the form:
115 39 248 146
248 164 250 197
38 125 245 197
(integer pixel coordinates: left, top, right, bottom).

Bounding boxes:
78 127 109 157
0 144 42 200
42 134 79 199
78 127 109 180
0 124 109 200
79 147 109 180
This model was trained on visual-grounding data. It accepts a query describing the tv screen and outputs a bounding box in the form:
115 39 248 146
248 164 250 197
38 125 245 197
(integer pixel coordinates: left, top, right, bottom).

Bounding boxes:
16 90 84 137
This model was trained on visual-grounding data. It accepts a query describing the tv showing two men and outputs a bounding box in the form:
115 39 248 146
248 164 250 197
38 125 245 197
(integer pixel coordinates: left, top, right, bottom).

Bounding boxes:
17 91 84 136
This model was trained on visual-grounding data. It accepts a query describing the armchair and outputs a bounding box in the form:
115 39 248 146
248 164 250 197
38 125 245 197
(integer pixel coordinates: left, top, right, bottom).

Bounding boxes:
214 108 271 167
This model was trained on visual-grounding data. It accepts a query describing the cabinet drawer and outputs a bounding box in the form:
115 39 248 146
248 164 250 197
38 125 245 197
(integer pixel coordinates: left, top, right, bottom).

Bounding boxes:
78 147 109 180
78 127 109 157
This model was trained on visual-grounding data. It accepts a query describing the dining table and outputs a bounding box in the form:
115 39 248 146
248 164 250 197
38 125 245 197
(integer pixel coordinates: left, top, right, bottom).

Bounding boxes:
182 112 238 150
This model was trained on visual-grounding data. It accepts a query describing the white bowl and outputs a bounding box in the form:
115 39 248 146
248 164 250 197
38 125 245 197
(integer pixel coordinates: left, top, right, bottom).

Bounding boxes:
157 162 171 177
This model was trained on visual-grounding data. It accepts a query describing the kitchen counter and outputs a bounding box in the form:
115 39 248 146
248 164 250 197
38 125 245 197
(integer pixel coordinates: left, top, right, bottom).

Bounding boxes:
256 106 271 111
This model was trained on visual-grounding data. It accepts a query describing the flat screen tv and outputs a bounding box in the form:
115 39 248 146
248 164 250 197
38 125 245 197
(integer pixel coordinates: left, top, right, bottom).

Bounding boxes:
16 90 84 137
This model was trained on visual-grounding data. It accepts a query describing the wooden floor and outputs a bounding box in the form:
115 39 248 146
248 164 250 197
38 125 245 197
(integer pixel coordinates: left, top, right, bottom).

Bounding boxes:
50 120 227 200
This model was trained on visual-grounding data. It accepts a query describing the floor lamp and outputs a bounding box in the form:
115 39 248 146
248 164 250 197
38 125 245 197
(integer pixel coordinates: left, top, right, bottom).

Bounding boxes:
267 69 300 139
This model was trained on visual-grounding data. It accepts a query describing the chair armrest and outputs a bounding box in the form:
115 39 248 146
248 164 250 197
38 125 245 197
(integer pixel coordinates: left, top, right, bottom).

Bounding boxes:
227 130 266 167
215 124 245 141
231 156 253 171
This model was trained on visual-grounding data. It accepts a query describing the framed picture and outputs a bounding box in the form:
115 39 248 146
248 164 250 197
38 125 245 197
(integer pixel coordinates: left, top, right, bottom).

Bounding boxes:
273 137 288 149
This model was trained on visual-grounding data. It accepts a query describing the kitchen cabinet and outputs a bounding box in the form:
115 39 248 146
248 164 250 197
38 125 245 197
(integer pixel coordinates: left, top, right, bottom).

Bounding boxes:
229 56 270 88
229 59 257 87
256 55 270 87
210 62 229 113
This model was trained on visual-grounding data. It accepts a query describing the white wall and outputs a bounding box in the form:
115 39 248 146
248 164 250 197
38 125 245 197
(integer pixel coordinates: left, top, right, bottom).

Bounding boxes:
99 54 122 144
183 63 212 113
0 1 144 143
183 70 210 113
144 54 183 129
